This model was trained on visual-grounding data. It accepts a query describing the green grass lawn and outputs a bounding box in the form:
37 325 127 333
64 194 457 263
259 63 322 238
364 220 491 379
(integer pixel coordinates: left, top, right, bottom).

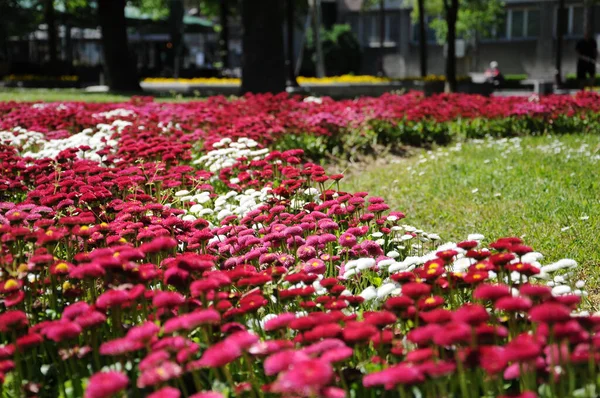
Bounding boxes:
338 134 600 306
0 88 202 102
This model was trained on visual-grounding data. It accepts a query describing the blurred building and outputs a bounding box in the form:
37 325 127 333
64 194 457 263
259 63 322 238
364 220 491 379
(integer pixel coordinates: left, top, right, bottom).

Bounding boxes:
3 4 219 83
337 0 600 78
3 0 595 81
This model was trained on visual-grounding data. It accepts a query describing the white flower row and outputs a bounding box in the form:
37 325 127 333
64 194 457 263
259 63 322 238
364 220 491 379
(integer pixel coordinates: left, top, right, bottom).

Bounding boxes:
1 119 128 161
193 138 269 173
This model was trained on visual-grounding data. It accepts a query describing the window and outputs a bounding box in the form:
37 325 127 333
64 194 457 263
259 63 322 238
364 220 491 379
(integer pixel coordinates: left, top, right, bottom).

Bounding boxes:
347 12 399 47
387 14 400 43
511 10 525 38
495 12 507 39
527 9 540 37
571 6 584 36
556 5 586 37
495 8 539 40
367 15 379 44
346 14 364 46
594 5 600 34
412 16 438 43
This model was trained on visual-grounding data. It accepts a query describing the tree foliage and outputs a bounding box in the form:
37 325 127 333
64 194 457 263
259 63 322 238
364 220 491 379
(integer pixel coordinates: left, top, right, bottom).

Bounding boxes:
409 0 504 44
302 24 361 76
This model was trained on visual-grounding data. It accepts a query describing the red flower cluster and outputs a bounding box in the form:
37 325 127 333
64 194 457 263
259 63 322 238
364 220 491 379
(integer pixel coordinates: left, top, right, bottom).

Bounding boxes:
0 95 595 397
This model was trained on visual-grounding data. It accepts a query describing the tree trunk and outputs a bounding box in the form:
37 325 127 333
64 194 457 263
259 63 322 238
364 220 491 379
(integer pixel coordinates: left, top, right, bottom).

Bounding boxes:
378 0 385 76
311 0 325 77
417 0 427 77
169 0 184 78
65 24 73 67
44 0 58 65
219 0 230 69
556 0 565 86
98 0 141 91
444 0 458 92
241 0 286 93
61 6 71 67
285 0 299 87
0 20 7 63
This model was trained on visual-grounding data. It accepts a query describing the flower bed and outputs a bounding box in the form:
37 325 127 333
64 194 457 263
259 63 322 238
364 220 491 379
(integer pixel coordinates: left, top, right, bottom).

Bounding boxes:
2 92 600 159
0 95 597 398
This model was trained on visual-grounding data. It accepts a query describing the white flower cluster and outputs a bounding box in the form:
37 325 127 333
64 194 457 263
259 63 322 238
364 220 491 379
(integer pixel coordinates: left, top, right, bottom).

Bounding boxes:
0 128 46 153
349 233 587 305
193 138 269 173
92 108 136 119
367 224 441 255
173 138 321 225
31 103 70 111
174 187 272 225
1 120 127 161
303 96 323 104
157 121 182 133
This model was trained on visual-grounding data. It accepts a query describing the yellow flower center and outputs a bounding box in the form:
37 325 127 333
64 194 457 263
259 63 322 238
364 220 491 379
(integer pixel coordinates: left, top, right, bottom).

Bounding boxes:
80 226 89 231
45 230 54 236
427 269 437 275
473 274 482 280
62 281 72 291
12 212 20 217
312 262 320 267
475 263 486 270
118 238 127 243
4 279 18 290
55 262 69 272
113 252 120 258
425 297 436 305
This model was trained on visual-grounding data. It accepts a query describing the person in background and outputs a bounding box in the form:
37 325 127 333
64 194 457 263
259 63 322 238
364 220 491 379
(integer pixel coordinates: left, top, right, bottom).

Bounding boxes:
485 61 505 86
576 31 598 90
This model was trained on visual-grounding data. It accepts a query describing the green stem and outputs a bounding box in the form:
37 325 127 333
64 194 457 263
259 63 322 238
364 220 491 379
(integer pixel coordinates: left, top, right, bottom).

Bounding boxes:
454 351 470 398
12 331 23 397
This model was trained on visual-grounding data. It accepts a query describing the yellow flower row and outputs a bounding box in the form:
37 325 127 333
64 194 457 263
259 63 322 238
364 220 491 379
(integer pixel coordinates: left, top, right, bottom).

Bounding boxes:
141 74 471 85
142 75 393 85
298 75 391 84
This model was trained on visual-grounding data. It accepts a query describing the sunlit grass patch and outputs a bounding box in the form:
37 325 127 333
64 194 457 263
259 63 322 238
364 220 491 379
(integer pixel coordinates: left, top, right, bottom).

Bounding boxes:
339 134 600 305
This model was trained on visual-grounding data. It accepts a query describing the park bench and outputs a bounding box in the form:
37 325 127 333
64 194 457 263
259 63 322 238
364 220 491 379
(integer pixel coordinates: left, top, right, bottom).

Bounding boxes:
521 79 554 95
